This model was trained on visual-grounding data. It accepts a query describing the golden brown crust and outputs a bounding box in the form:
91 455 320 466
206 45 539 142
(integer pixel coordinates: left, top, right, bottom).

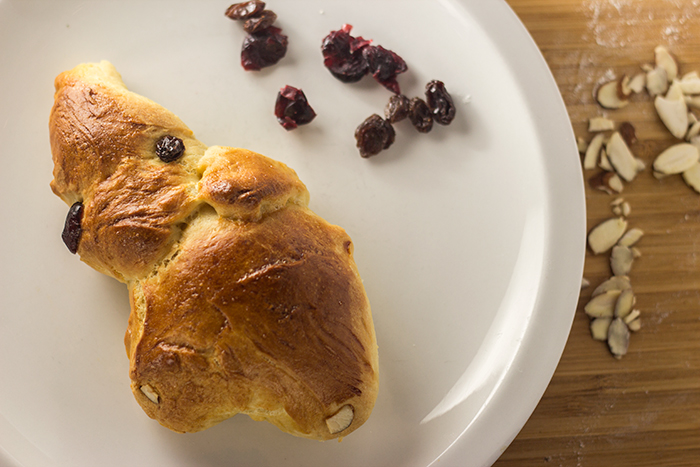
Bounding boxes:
50 61 378 440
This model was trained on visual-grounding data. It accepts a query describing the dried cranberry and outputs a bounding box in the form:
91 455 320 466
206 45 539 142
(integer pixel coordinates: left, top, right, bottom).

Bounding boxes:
241 26 288 71
274 85 317 130
321 24 372 83
62 201 84 254
225 1 265 20
155 135 185 162
425 80 456 125
355 114 395 158
385 94 410 123
409 97 433 133
363 45 407 94
243 10 277 34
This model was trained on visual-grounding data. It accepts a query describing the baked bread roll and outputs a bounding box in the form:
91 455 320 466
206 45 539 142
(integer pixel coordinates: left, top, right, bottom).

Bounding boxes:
49 61 379 440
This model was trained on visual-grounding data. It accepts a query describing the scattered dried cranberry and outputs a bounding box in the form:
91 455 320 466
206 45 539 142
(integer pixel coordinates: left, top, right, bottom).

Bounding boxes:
275 85 317 130
243 10 277 34
363 45 407 94
425 80 456 125
321 24 372 83
385 94 410 123
409 97 433 133
225 1 266 20
241 26 288 71
355 114 395 158
155 135 185 162
62 201 84 254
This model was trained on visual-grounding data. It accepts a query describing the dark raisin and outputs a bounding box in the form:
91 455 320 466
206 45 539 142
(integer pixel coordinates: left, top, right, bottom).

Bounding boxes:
425 80 456 125
155 135 185 162
62 202 84 254
225 1 265 20
619 121 637 146
241 26 288 71
243 10 277 34
362 45 407 94
274 85 317 130
355 114 395 158
409 97 433 133
321 24 371 83
385 94 410 123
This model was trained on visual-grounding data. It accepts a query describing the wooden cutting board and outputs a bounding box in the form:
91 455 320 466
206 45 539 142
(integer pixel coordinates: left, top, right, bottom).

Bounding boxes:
494 1 700 466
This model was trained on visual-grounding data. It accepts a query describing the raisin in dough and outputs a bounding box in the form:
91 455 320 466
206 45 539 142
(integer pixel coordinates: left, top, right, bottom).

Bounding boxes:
49 61 379 439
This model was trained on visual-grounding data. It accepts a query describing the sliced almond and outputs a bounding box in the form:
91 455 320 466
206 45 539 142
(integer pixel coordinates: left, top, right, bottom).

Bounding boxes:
589 171 624 195
646 67 669 96
612 204 623 216
584 290 621 318
682 71 700 81
590 317 612 341
621 201 631 217
589 116 615 132
607 317 630 359
655 45 678 82
689 112 698 125
655 95 689 139
599 148 613 171
611 245 634 276
653 170 670 180
326 405 354 434
610 197 625 207
583 132 606 170
596 80 630 109
680 77 700 95
614 288 636 319
588 217 628 254
577 136 589 154
631 247 642 258
623 308 641 325
687 121 700 140
628 73 646 93
666 80 685 101
592 276 631 297
686 95 700 110
618 75 632 98
618 227 644 247
653 143 700 174
140 385 160 404
627 318 641 332
581 277 590 289
682 162 700 193
606 132 639 181
641 63 654 73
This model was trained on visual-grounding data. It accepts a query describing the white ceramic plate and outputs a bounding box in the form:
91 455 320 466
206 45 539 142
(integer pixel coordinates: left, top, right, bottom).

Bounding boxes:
0 1 585 466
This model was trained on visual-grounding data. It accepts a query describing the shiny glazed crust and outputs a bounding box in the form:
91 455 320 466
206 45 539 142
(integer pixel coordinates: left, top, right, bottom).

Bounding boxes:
49 61 379 439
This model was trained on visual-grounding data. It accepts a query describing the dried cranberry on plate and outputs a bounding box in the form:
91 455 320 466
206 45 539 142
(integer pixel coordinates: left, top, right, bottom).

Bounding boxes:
275 85 317 130
241 26 288 71
321 24 372 83
363 45 407 94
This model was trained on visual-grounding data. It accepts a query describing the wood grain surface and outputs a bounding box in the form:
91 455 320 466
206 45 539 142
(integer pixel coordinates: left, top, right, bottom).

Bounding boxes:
495 1 700 466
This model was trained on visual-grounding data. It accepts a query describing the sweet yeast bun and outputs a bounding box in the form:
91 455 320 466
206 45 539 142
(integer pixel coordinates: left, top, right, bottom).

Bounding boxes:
49 61 379 440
